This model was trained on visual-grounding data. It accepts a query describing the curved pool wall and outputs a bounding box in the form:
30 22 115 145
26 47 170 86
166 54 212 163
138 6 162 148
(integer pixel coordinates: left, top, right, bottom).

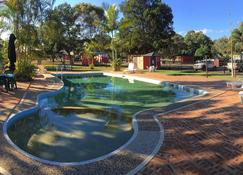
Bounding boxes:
3 72 207 167
103 72 207 97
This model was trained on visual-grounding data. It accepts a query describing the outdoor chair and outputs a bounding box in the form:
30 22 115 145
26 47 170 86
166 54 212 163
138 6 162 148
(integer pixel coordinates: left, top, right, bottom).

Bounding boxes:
0 74 8 91
56 65 65 72
226 81 243 89
6 74 17 90
124 63 137 73
56 64 72 71
239 91 243 104
4 70 17 91
65 65 72 71
148 65 156 72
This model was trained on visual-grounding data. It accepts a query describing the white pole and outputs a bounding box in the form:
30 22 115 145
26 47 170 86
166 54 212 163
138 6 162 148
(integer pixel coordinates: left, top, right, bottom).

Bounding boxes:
230 13 234 78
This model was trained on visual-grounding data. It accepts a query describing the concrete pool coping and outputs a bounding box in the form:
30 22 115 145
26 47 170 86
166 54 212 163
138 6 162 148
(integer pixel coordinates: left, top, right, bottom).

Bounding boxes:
2 72 214 175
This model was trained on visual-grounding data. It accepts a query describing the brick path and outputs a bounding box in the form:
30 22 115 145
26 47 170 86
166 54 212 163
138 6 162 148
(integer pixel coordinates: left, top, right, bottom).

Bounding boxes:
138 82 243 174
0 74 63 175
0 82 30 121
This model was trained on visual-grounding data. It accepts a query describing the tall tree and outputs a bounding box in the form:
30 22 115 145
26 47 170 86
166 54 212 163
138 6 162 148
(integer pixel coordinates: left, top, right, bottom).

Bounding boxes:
39 18 62 57
119 0 174 54
74 3 105 40
231 22 243 54
160 33 186 60
104 4 119 61
184 30 213 59
0 0 55 34
0 0 55 56
194 45 212 59
50 3 80 55
213 37 230 57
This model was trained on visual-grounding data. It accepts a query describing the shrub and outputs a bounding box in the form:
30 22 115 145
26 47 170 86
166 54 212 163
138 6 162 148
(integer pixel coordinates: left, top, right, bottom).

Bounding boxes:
111 58 121 71
89 63 94 70
15 57 36 82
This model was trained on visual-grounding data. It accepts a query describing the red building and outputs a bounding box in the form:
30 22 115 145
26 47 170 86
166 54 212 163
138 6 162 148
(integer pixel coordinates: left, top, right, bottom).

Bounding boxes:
176 56 194 64
81 53 109 66
81 53 97 66
94 54 109 64
133 52 161 70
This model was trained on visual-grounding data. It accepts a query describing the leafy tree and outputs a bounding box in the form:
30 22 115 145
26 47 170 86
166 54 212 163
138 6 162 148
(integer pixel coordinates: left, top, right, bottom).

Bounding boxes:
231 22 243 54
92 33 111 52
184 30 213 59
39 19 61 58
0 0 55 56
104 4 118 37
160 34 186 60
40 3 107 63
49 3 80 56
194 45 211 59
84 41 96 68
119 0 174 54
213 37 230 57
104 4 119 64
82 33 111 69
18 24 39 53
0 0 21 34
0 0 55 34
74 3 105 40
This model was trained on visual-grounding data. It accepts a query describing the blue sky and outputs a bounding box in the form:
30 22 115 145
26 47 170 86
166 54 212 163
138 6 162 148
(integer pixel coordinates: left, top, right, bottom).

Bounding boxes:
56 0 243 40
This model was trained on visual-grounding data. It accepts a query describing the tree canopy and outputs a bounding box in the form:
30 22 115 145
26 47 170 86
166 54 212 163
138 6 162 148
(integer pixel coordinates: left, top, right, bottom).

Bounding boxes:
119 0 174 54
213 37 230 58
0 0 242 65
231 22 243 54
182 30 213 60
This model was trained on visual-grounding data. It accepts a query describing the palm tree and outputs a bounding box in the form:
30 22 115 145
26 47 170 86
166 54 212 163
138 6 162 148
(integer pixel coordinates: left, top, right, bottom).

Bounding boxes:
104 4 119 67
0 0 55 34
0 0 19 33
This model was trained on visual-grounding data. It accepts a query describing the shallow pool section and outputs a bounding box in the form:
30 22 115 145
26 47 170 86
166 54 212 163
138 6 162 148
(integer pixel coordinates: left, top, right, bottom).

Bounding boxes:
7 74 196 163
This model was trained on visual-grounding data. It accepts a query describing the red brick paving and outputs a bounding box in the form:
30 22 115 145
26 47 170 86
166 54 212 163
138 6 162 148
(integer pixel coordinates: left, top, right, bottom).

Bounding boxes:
0 82 30 121
139 90 243 175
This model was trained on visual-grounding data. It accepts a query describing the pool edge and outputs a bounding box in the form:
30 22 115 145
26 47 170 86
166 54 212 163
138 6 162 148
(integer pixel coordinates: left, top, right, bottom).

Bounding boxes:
2 72 208 174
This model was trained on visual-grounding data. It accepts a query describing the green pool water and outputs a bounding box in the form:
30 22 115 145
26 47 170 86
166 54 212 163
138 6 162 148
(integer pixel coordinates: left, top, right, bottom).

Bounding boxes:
8 75 194 162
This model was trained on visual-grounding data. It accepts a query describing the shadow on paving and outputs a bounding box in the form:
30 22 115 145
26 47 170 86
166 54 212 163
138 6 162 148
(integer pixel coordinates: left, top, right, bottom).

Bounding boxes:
174 80 227 90
0 87 29 122
140 93 243 175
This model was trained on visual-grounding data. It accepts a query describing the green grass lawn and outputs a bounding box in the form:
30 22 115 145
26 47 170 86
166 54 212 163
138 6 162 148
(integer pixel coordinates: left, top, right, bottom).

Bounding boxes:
42 60 127 72
40 60 242 81
45 64 117 72
155 70 241 81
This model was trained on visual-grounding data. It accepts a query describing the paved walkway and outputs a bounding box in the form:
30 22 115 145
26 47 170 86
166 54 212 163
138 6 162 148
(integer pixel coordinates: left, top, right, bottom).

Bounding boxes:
0 82 30 121
0 74 62 175
0 72 242 175
136 73 243 175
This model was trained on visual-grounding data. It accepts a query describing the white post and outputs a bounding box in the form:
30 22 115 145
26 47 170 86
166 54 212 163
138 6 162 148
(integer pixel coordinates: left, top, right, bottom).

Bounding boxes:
206 56 208 78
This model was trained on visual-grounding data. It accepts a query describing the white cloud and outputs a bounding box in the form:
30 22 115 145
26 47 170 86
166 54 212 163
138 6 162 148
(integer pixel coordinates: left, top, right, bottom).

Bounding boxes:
195 28 212 34
178 28 227 36
178 31 186 36
194 28 227 35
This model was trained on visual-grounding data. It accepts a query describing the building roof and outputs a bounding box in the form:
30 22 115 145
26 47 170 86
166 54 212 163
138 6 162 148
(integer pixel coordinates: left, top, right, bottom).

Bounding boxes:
143 52 159 57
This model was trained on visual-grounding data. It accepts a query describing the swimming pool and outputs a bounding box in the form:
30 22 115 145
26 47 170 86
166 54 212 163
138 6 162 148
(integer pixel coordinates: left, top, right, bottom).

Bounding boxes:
6 74 198 163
